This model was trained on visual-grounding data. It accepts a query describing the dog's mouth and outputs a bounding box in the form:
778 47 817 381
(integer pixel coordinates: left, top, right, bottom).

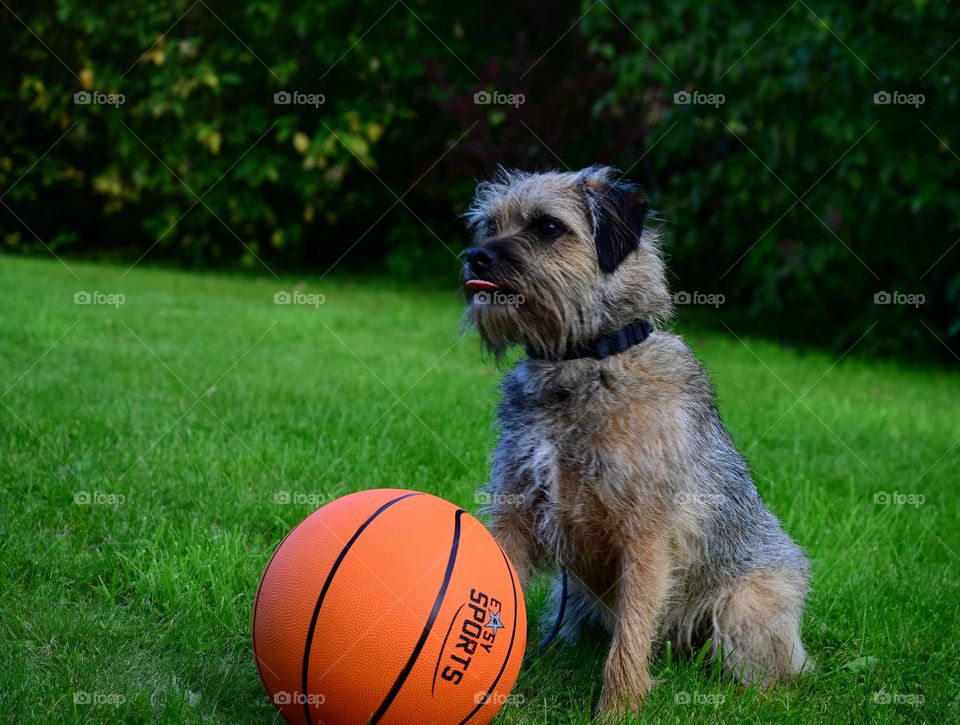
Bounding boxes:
464 279 499 291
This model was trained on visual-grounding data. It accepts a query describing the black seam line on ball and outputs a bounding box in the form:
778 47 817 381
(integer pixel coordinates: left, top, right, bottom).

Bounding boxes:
370 508 464 724
430 602 466 697
459 541 520 724
300 492 421 725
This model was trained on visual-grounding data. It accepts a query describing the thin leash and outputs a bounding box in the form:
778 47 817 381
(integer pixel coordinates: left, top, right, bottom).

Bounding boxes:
523 570 567 664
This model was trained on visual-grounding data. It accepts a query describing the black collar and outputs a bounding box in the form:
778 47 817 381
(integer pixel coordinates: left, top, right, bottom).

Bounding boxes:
526 318 654 361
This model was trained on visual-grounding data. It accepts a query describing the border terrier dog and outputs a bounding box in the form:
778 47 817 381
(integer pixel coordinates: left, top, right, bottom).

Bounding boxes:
461 165 811 714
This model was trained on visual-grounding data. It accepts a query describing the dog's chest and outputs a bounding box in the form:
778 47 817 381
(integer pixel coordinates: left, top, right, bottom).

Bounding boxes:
505 407 630 591
499 377 644 545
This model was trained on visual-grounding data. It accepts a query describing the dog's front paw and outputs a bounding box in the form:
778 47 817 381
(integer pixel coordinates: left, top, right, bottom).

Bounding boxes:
596 674 654 721
596 693 642 723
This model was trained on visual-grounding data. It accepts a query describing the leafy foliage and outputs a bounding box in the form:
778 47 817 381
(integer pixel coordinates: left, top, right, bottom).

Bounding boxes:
1 1 957 358
585 1 960 358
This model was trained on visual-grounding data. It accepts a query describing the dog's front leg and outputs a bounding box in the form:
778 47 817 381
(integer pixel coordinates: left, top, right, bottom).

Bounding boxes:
484 494 538 588
598 531 671 717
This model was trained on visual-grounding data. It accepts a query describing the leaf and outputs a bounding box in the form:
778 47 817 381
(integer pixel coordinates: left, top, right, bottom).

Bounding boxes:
842 655 878 672
292 132 310 155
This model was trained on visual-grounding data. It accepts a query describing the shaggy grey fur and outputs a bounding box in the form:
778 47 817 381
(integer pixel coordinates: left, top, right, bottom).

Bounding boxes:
462 166 812 711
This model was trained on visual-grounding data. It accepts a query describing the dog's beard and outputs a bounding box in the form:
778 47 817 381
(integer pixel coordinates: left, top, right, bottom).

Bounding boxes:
466 303 523 358
465 274 599 360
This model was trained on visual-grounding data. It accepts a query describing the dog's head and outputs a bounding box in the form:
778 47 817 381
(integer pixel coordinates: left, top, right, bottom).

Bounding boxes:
461 165 671 358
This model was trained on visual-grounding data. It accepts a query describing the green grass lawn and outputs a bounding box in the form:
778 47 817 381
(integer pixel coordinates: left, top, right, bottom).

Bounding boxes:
1 255 957 724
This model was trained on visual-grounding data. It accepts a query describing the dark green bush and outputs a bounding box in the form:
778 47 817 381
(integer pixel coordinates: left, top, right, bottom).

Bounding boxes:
1 1 956 359
584 1 960 359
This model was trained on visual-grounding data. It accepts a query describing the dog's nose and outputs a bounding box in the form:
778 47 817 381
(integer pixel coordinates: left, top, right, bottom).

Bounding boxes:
466 246 497 272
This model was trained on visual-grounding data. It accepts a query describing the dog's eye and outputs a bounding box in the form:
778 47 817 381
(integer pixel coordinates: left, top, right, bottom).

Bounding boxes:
531 217 565 240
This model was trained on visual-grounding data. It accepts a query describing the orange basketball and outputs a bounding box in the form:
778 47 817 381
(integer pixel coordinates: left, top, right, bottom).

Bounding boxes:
252 489 527 724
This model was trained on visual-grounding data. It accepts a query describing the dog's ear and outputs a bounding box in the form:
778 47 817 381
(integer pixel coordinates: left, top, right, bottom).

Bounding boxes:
586 179 649 274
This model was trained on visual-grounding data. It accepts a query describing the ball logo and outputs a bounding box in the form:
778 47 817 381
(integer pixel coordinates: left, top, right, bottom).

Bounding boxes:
433 588 505 692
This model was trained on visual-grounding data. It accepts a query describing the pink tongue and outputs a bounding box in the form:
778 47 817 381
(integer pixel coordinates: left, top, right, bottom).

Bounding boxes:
465 279 499 291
